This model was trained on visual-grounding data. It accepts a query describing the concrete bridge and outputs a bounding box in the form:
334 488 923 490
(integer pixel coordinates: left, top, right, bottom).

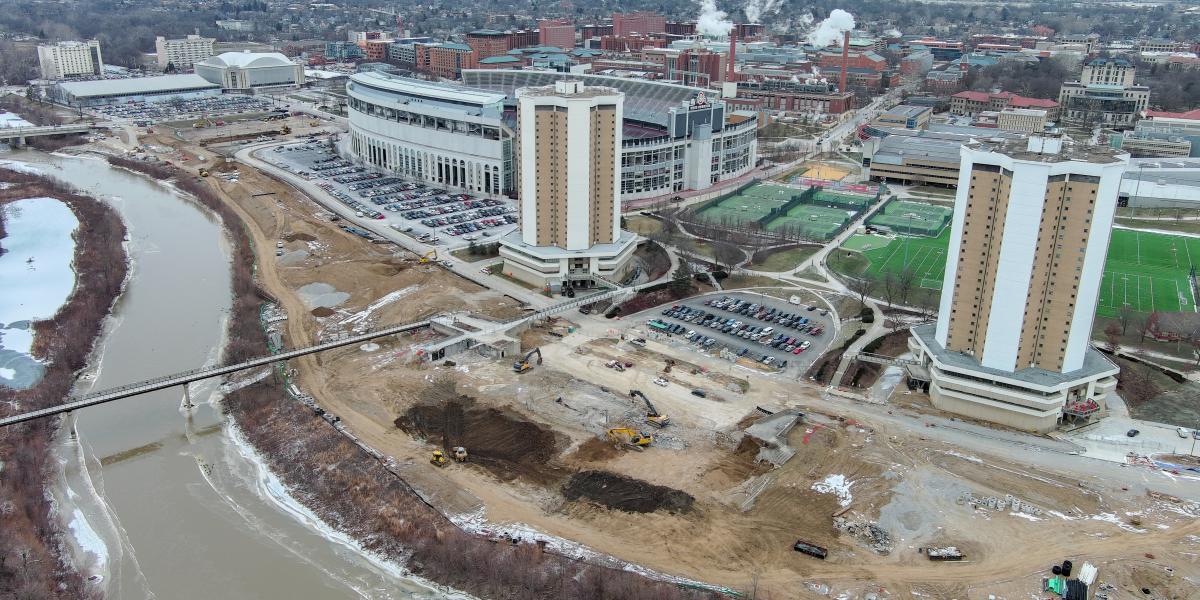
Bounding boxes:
0 319 431 427
0 123 94 146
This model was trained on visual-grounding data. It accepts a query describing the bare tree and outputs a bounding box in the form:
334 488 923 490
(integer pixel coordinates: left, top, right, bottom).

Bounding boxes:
1104 322 1122 351
847 276 877 310
880 272 899 308
712 241 743 273
897 266 919 306
1118 303 1134 335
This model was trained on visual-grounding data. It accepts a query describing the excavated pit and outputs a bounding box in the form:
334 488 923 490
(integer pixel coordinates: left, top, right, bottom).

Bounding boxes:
563 470 695 514
396 399 565 483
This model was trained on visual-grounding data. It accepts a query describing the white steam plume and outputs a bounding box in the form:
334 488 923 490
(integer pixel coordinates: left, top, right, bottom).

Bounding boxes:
806 9 855 48
744 0 784 23
885 28 902 37
697 0 734 38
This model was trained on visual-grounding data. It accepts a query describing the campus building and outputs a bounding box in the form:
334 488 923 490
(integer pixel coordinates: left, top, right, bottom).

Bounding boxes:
155 34 215 71
48 74 221 107
37 40 104 80
909 136 1127 432
463 69 758 203
345 72 513 196
499 80 636 290
194 51 305 91
1059 59 1149 129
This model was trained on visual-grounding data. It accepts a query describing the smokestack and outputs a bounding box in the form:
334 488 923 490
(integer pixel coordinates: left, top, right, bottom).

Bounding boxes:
727 29 737 83
839 30 850 93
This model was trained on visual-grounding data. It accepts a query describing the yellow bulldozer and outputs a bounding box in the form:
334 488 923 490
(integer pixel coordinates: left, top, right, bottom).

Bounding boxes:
199 168 210 177
432 447 468 466
431 450 448 467
606 427 653 449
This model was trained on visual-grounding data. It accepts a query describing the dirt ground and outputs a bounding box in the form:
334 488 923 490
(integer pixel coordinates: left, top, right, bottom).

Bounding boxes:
137 127 1200 597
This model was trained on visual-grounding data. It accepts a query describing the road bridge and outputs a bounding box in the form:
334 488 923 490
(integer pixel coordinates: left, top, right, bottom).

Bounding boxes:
0 319 431 427
0 123 94 145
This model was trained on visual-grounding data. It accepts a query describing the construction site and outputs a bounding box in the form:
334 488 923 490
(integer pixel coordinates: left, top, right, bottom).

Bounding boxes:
88 120 1200 599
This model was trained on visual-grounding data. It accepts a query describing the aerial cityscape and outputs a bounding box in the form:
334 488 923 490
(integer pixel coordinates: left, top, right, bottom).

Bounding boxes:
2 0 1200 598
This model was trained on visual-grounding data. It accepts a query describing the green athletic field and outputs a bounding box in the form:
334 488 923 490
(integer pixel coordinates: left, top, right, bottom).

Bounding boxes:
697 183 794 225
838 228 1200 317
1098 229 1199 317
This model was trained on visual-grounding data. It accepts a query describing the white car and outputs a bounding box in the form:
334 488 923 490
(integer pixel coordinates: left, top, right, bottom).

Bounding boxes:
652 377 669 387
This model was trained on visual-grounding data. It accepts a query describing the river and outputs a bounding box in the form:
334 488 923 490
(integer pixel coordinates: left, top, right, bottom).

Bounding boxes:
5 151 455 600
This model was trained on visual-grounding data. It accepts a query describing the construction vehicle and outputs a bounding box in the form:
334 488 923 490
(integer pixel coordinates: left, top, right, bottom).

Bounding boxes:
606 427 653 449
663 358 676 373
452 447 468 462
512 347 542 373
279 125 292 135
419 249 437 264
430 450 448 467
199 168 210 177
629 389 670 428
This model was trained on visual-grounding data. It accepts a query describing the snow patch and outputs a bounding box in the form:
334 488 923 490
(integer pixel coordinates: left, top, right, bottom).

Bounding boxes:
812 474 853 507
68 508 109 570
339 287 416 326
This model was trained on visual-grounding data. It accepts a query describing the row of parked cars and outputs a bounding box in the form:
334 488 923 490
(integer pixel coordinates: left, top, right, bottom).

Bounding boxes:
647 314 794 369
704 297 826 336
96 95 274 123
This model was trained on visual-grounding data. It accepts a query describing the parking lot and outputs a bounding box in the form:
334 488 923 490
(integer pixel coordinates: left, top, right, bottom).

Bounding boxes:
638 292 837 374
264 142 518 247
90 95 276 124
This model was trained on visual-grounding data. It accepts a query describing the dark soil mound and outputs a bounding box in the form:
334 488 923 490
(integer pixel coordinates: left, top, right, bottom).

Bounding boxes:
396 400 564 483
563 470 694 514
311 306 335 317
283 232 318 242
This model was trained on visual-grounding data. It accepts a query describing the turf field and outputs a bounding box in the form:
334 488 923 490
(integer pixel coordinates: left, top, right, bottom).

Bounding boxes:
837 228 1200 316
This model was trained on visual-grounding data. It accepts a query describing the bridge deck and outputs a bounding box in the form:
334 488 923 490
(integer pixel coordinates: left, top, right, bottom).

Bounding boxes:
0 320 430 427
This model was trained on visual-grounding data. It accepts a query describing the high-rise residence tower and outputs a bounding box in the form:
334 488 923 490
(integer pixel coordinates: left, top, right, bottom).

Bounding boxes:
910 135 1128 432
498 80 636 291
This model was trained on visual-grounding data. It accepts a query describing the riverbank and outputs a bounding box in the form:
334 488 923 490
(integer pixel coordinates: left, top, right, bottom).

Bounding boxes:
0 166 127 599
106 157 723 597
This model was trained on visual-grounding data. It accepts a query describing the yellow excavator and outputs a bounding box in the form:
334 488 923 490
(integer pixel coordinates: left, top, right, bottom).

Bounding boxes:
419 249 437 264
432 447 468 466
607 427 653 449
629 389 670 428
512 347 542 373
431 450 448 467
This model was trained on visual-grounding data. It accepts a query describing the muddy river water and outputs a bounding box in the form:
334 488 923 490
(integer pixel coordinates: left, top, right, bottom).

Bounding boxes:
7 151 457 599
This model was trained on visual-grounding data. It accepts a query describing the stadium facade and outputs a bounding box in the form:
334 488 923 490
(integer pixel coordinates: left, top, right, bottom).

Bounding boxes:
344 69 757 203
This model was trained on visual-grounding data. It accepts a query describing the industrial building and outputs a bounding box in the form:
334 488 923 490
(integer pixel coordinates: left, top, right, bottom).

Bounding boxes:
346 71 513 196
499 80 636 291
155 34 215 71
463 69 758 202
194 51 305 91
37 40 104 80
1114 110 1200 158
909 136 1126 432
860 125 1025 187
1119 158 1200 208
48 74 221 107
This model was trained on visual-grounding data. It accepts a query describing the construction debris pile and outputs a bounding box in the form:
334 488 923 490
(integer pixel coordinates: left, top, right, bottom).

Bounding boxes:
958 491 1044 516
924 546 963 561
833 517 893 554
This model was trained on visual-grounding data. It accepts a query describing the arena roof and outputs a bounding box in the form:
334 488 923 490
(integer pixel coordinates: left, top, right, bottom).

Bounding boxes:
348 71 506 108
462 69 707 127
200 51 295 69
54 74 220 99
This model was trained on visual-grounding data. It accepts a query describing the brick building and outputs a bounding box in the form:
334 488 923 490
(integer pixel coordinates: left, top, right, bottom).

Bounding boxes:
538 19 576 50
466 30 510 60
612 11 666 37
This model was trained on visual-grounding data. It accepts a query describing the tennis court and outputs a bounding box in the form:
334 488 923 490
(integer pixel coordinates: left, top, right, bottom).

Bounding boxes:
867 200 953 237
697 183 795 226
766 203 853 240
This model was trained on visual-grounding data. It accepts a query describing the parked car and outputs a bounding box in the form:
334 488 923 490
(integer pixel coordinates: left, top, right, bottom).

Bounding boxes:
1126 429 1140 438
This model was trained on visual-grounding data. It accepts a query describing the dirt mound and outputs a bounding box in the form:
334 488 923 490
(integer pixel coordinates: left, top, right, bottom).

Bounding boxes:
311 307 335 317
563 470 694 514
396 399 564 483
283 232 318 242
368 260 410 277
570 438 620 463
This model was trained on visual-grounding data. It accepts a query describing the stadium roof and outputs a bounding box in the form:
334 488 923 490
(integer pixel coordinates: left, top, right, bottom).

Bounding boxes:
462 69 708 127
200 51 295 69
55 74 220 99
348 71 506 107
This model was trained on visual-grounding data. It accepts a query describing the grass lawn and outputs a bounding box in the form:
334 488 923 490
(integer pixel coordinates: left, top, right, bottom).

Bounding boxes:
841 233 890 252
721 274 788 289
683 239 718 260
828 227 1200 317
450 245 500 262
625 215 664 235
749 245 819 272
